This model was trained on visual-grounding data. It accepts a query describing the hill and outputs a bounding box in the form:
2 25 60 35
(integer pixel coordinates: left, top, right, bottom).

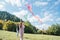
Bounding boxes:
0 11 37 33
0 30 60 40
0 11 20 22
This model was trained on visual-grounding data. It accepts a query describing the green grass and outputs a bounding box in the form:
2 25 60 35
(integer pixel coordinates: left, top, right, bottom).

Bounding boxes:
0 30 60 40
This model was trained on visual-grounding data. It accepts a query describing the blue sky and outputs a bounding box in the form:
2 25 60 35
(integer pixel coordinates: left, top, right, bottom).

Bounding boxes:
0 0 60 30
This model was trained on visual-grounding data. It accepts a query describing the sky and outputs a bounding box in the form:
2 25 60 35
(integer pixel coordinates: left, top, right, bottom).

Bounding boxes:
0 0 60 30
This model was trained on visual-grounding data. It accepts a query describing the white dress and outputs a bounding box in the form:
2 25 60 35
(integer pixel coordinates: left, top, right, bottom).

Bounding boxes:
19 24 25 40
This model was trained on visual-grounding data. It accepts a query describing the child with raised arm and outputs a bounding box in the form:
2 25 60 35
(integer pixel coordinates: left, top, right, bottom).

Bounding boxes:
19 21 25 40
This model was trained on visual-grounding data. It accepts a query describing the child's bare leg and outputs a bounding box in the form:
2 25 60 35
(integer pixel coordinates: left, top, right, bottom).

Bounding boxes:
20 33 23 40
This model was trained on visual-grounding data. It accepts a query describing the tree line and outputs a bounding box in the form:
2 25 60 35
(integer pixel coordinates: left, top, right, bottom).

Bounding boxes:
0 11 37 34
37 24 60 36
0 20 60 36
0 20 37 34
0 11 60 36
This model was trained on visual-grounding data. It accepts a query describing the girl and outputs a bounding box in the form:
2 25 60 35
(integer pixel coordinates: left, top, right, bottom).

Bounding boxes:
19 21 25 40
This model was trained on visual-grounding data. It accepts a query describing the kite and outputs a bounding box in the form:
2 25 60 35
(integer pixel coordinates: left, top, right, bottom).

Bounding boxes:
26 4 42 23
26 4 35 16
34 16 42 23
16 0 42 39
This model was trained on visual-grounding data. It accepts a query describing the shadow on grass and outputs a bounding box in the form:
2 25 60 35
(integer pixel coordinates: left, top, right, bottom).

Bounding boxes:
24 37 29 39
0 38 2 40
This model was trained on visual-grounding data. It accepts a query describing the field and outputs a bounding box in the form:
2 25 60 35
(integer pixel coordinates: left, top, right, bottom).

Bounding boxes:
0 30 60 40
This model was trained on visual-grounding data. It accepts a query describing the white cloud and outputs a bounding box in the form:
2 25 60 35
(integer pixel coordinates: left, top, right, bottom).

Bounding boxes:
27 12 53 29
35 23 50 30
28 16 37 22
42 11 53 22
28 15 41 23
41 24 50 30
28 15 43 29
0 2 5 10
5 0 22 7
0 2 5 5
56 18 60 22
13 10 28 19
0 4 4 9
34 1 48 7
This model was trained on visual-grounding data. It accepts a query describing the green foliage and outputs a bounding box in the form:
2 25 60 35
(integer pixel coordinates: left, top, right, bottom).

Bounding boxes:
0 11 20 22
3 22 7 30
0 20 37 33
24 21 37 33
3 20 16 32
37 30 47 34
6 20 16 32
47 24 60 35
0 11 37 33
37 30 42 34
0 23 3 30
0 20 3 30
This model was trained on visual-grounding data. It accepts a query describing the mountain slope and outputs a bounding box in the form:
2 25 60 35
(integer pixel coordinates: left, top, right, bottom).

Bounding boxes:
0 11 20 22
0 11 37 33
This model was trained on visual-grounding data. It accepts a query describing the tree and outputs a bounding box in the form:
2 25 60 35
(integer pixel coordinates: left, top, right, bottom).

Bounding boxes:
0 11 38 33
3 20 16 32
0 20 3 30
24 21 37 33
47 24 60 35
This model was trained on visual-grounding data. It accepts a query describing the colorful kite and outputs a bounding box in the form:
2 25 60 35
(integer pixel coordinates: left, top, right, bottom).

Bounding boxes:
34 16 42 23
26 4 42 23
26 4 34 16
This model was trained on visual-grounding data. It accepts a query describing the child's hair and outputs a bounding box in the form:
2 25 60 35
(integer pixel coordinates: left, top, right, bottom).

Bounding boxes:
20 22 22 28
20 19 24 28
